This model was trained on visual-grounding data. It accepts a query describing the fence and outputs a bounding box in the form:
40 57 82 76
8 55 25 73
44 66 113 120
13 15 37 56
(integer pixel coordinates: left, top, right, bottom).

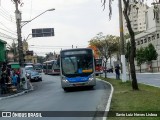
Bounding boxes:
135 60 160 73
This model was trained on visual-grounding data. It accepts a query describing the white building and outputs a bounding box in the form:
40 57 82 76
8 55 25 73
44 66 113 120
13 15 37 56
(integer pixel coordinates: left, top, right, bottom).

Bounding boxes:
134 4 160 72
123 1 149 35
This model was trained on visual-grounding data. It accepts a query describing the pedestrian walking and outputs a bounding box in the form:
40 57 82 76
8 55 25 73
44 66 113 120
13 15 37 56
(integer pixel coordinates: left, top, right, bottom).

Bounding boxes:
11 73 18 87
15 69 20 89
0 71 9 94
115 64 120 80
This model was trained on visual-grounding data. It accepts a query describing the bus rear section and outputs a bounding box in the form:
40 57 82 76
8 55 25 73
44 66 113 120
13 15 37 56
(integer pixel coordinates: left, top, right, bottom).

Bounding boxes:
43 62 47 74
60 48 96 91
95 58 103 76
43 60 60 75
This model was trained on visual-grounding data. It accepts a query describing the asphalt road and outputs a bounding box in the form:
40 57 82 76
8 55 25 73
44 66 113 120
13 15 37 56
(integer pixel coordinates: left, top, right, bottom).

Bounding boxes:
0 74 111 120
103 72 160 87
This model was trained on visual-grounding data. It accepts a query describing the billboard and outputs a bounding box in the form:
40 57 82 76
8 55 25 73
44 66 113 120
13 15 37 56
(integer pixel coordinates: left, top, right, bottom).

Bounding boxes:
32 28 54 37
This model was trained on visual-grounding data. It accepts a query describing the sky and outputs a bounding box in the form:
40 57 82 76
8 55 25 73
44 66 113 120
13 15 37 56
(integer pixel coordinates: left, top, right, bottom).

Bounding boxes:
0 0 153 56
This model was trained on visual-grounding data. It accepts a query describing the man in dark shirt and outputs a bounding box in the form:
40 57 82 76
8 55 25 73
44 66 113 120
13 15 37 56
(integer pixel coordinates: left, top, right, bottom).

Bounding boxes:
115 64 120 80
0 71 8 94
0 62 10 94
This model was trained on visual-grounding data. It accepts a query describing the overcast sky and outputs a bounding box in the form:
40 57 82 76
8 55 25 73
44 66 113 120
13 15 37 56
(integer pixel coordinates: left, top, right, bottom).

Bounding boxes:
0 0 152 56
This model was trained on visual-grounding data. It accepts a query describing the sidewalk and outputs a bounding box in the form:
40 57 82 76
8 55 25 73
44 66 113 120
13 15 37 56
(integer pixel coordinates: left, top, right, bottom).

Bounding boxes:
0 82 34 100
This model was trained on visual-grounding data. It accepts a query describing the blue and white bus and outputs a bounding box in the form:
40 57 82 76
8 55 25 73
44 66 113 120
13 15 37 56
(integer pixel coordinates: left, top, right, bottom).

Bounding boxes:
59 48 96 91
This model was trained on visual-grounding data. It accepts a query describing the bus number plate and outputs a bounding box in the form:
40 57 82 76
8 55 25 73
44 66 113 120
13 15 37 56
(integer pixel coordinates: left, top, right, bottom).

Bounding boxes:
74 83 85 86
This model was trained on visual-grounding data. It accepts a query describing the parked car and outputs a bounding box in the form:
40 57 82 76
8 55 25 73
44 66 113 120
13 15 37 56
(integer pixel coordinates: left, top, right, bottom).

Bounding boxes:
25 66 42 82
107 68 113 73
34 63 43 73
35 68 43 73
103 67 113 73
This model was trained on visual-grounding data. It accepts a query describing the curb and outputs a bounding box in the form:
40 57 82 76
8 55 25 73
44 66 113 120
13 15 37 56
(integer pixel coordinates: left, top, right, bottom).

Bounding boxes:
139 82 160 88
0 88 34 101
136 72 160 74
97 78 114 120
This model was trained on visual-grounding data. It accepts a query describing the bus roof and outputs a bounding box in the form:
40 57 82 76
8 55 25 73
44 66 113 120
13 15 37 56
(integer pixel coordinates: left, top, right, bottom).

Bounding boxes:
60 48 92 52
43 60 57 63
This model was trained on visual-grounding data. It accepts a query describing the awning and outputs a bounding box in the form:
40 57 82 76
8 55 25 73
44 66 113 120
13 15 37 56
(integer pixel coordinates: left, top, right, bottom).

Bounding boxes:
11 64 20 69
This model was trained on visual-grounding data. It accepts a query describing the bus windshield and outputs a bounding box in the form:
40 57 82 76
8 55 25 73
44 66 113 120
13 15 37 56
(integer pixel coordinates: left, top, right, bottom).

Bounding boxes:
34 64 42 69
52 61 59 69
62 54 93 77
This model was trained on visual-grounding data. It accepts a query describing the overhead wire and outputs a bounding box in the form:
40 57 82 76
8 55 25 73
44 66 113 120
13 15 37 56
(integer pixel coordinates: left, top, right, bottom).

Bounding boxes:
0 10 16 23
0 6 15 19
0 31 17 40
0 6 17 38
0 27 17 36
0 21 16 33
29 45 87 48
30 0 33 19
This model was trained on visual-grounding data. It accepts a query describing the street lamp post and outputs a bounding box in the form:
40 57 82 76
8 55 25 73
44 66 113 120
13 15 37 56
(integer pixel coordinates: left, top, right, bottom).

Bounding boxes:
14 0 55 66
21 8 55 28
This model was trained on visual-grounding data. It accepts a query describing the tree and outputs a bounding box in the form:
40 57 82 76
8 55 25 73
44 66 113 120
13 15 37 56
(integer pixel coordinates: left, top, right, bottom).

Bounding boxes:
7 42 18 62
125 41 131 80
88 45 100 58
45 52 54 61
89 32 119 78
144 43 158 72
37 56 45 63
136 47 145 73
144 43 158 62
101 0 158 90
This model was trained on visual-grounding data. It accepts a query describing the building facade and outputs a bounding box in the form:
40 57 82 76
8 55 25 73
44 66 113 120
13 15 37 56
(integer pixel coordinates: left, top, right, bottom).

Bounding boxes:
0 39 7 63
23 40 37 64
134 4 160 72
123 1 149 35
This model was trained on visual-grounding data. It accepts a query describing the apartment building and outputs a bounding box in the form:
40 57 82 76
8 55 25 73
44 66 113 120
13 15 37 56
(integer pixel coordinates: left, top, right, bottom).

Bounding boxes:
134 4 160 72
123 1 149 35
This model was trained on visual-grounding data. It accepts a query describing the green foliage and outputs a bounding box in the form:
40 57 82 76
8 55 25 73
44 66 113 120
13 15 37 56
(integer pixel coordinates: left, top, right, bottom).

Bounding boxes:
37 56 45 63
88 32 120 59
124 33 130 40
144 43 158 62
7 42 18 61
45 52 54 61
136 47 145 66
135 43 158 65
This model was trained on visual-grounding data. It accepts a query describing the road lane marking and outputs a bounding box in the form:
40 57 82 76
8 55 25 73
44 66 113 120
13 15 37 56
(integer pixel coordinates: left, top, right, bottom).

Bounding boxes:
97 78 114 120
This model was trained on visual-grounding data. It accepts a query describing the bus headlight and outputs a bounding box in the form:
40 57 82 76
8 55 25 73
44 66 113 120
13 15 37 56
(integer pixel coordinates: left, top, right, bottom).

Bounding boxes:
89 74 95 81
61 76 68 83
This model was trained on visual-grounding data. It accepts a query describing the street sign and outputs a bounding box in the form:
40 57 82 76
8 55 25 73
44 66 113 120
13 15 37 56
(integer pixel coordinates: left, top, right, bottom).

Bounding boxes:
32 28 54 37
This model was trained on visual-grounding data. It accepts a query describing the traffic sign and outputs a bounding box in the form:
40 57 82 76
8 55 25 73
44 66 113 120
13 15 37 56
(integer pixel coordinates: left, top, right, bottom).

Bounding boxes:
32 28 54 37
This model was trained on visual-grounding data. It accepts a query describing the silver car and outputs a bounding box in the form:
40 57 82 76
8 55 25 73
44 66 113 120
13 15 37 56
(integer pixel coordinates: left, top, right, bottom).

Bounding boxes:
25 66 42 82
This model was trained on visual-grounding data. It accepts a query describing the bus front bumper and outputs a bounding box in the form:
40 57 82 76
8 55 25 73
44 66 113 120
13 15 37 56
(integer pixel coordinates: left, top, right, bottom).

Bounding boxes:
61 79 96 88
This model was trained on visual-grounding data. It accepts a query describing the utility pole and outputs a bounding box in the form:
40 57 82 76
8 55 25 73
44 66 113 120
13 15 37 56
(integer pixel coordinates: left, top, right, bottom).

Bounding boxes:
118 0 127 82
14 0 24 66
